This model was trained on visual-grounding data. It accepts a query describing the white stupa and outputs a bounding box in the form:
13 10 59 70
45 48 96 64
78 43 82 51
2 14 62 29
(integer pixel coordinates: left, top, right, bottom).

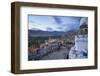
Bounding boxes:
69 18 88 59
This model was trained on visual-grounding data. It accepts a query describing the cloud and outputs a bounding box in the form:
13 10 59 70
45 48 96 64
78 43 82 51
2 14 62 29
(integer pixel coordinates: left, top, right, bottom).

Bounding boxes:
53 16 63 24
46 27 53 31
57 27 63 30
28 15 84 32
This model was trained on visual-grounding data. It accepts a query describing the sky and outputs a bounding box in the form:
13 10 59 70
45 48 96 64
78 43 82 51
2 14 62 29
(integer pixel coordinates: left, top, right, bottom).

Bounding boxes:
28 15 87 32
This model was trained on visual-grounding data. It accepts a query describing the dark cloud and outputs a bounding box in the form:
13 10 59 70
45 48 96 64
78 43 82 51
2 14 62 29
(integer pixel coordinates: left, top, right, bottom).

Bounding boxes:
46 27 53 31
52 16 63 24
57 27 63 30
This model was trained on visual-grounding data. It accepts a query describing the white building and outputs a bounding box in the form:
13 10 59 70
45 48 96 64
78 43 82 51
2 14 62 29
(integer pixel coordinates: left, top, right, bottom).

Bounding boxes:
75 35 88 51
69 18 88 59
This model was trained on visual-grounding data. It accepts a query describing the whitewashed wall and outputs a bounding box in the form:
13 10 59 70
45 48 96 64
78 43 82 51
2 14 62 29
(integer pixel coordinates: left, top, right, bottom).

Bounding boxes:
75 35 88 51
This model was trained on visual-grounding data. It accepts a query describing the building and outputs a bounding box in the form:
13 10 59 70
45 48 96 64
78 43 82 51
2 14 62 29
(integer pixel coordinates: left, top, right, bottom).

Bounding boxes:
69 18 88 59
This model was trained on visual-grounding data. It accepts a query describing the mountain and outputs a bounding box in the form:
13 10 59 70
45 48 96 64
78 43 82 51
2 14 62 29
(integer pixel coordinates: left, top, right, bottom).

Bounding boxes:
63 30 78 42
28 30 66 37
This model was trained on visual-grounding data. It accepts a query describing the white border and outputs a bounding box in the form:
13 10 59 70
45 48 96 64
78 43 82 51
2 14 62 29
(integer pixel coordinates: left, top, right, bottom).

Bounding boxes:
20 6 95 70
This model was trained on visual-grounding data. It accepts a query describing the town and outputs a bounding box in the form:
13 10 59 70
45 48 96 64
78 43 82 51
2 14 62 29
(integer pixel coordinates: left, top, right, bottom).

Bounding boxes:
28 17 88 60
28 36 75 60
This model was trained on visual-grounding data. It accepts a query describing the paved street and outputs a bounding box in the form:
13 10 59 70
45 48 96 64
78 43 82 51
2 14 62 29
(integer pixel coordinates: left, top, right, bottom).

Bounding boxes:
41 47 69 60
